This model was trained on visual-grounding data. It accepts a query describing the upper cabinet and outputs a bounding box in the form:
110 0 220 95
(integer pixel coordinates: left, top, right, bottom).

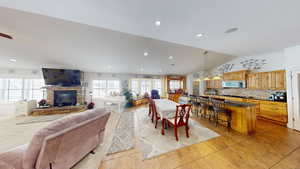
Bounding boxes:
223 70 248 81
247 70 286 90
274 70 286 90
247 73 261 89
206 79 222 89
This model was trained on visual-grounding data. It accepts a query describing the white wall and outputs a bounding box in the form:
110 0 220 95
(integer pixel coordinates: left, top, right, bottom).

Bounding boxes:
209 50 286 75
0 68 43 79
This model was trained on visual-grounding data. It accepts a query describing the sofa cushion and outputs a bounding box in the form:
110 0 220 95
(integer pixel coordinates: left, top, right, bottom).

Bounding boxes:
23 108 107 169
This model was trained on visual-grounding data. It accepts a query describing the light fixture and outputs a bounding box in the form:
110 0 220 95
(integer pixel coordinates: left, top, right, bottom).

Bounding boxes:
196 33 203 37
155 20 161 26
203 77 210 81
168 56 173 60
144 52 148 56
9 58 16 62
213 76 221 80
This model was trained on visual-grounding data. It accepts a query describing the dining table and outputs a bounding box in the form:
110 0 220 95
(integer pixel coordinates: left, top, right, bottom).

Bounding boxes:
153 99 180 135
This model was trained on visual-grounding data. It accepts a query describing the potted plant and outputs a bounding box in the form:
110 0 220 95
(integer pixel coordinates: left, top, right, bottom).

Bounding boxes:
122 88 134 108
87 102 95 109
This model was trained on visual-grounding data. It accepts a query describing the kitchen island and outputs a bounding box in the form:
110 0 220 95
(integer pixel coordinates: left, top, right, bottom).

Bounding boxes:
204 95 257 135
224 101 256 135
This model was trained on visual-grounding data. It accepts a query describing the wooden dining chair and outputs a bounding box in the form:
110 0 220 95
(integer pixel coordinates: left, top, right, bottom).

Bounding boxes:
151 100 161 128
165 104 191 141
148 98 154 122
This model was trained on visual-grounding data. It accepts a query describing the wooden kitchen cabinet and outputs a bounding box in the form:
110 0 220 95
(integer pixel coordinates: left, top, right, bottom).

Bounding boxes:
247 73 261 89
274 70 286 90
247 70 286 90
223 70 248 81
259 101 288 125
244 99 260 116
205 79 222 89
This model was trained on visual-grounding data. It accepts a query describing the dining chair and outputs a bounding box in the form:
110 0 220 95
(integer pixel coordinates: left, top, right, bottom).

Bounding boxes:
165 104 191 141
211 98 231 131
148 98 154 123
151 100 161 128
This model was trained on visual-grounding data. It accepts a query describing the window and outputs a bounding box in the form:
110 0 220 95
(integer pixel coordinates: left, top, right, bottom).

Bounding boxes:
8 79 23 102
153 79 162 94
24 79 45 101
130 78 163 96
93 80 120 97
140 79 152 95
0 79 9 101
0 78 45 102
169 80 181 90
131 79 139 94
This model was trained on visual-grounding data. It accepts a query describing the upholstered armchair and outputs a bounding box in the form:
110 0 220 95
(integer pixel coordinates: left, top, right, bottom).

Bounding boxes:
151 90 160 99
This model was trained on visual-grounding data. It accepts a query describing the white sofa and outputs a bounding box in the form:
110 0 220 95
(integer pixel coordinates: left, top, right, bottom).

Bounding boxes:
15 100 37 116
0 100 37 118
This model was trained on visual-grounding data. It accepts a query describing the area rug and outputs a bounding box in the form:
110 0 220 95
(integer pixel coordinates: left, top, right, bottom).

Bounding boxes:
15 114 68 125
135 108 220 159
107 111 135 154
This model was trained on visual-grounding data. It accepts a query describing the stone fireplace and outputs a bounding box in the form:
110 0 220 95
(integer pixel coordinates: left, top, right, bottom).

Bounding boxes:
46 86 84 106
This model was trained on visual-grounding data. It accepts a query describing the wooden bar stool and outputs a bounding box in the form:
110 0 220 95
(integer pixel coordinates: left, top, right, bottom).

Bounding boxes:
211 98 231 131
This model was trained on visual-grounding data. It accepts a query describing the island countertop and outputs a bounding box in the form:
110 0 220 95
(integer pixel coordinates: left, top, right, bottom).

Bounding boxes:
224 100 256 107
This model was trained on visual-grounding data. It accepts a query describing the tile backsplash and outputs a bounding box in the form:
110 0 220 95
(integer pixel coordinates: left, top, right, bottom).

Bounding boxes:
214 89 286 100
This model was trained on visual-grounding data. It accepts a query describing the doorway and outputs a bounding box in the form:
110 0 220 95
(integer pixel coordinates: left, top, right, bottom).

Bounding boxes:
290 71 300 131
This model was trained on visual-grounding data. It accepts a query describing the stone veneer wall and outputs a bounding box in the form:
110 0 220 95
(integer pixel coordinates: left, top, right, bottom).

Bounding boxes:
46 86 85 106
215 88 285 100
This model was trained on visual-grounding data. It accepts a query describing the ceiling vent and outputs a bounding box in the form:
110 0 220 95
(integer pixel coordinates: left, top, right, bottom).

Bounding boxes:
225 27 238 34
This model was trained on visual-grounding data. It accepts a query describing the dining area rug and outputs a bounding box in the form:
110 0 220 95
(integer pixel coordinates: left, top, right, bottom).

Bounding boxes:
135 108 220 159
107 111 135 154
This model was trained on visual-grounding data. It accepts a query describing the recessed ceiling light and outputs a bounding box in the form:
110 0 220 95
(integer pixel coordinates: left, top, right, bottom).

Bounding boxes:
9 58 16 62
171 63 175 66
144 52 148 56
155 20 161 26
225 27 238 34
168 56 173 60
196 33 203 37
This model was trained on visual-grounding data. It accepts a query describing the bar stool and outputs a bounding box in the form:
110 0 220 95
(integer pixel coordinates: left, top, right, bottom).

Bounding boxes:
198 97 209 118
189 95 198 116
211 98 231 131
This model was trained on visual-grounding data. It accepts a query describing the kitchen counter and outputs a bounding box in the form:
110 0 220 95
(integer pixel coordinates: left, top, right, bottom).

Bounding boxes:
202 95 257 135
202 94 288 127
224 100 256 107
204 94 286 103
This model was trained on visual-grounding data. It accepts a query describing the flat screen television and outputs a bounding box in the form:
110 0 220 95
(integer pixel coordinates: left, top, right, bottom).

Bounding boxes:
42 68 81 86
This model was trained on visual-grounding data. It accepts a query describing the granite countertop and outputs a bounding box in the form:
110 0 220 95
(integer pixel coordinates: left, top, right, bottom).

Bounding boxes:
205 94 286 103
224 100 256 107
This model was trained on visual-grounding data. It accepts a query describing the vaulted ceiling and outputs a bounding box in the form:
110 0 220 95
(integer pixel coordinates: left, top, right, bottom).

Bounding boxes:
1 0 300 74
